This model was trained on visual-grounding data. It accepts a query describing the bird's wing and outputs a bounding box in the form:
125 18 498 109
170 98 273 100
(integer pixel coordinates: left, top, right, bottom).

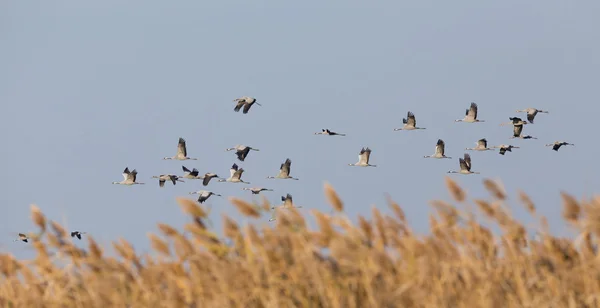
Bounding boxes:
363 148 371 163
169 175 177 185
282 159 292 175
284 194 293 207
242 101 254 114
234 169 244 179
130 170 138 182
513 124 523 137
202 176 212 186
527 113 535 123
236 148 250 161
178 138 187 157
436 139 445 155
182 166 191 173
479 139 487 148
234 101 245 112
464 154 472 170
358 148 366 164
159 179 165 187
468 103 478 119
459 158 468 171
407 112 416 127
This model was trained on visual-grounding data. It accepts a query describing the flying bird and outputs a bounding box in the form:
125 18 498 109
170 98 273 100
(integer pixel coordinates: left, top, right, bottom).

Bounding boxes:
163 138 198 160
269 194 303 222
267 158 299 180
181 166 203 179
510 123 537 139
201 173 223 186
13 233 30 243
189 190 222 203
112 167 145 185
545 141 574 151
424 139 452 159
226 145 260 162
492 145 520 155
500 117 529 126
152 174 185 187
314 129 346 136
516 108 549 124
394 111 426 130
447 153 480 175
218 163 250 184
71 231 87 240
465 138 494 151
455 102 485 123
233 96 261 114
242 187 274 194
349 147 377 167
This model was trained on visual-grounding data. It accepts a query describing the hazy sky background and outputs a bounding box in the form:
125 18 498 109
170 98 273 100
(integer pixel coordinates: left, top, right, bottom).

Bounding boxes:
2 1 599 260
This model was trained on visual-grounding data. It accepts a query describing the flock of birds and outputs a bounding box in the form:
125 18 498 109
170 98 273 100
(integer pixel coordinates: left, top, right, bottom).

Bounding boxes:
13 98 574 243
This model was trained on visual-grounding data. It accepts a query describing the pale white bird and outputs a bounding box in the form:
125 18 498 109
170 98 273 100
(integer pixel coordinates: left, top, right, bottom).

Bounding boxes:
189 190 222 203
394 111 426 130
233 96 262 114
455 102 485 123
112 167 145 185
348 147 377 167
218 163 250 184
267 158 299 180
163 137 198 160
447 153 480 175
424 139 452 159
314 128 346 136
151 174 185 187
516 108 549 124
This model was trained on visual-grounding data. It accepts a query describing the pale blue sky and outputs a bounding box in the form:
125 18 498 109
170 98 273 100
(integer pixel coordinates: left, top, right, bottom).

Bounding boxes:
2 1 599 259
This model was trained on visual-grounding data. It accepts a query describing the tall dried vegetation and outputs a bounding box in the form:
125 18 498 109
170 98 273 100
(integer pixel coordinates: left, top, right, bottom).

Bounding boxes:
2 178 600 307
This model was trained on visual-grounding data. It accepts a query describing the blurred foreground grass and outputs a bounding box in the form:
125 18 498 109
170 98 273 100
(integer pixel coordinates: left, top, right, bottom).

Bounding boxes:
1 178 599 308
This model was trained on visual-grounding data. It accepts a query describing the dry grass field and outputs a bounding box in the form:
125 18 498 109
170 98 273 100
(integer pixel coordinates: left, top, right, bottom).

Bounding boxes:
1 178 600 308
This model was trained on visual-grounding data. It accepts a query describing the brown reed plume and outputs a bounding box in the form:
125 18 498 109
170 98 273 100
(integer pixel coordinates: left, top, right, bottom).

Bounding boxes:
1 180 599 307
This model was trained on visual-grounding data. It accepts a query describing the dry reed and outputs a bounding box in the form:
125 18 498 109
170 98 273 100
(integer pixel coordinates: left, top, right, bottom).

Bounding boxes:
1 177 600 308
